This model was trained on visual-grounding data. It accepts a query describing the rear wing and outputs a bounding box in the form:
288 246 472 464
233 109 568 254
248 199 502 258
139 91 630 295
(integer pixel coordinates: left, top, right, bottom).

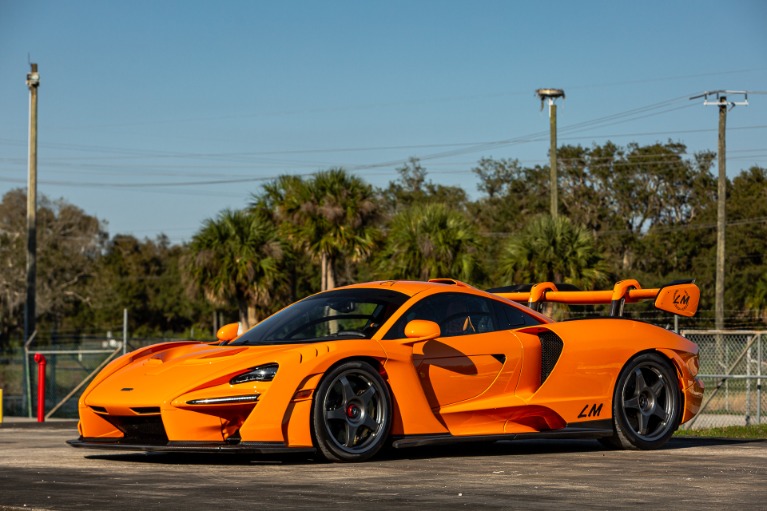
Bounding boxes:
491 279 700 318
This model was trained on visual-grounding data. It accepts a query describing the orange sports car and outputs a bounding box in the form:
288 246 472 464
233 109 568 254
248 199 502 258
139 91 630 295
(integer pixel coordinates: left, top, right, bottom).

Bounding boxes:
69 278 703 462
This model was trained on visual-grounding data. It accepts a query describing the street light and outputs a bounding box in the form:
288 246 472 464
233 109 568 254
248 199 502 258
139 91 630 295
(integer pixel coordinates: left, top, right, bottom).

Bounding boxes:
535 88 565 218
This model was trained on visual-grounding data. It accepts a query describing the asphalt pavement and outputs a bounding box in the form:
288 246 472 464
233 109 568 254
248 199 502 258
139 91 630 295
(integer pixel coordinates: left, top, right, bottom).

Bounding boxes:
1 420 765 510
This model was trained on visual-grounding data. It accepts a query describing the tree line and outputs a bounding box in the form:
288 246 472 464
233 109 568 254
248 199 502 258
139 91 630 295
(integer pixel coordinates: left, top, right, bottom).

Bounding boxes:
1 140 766 349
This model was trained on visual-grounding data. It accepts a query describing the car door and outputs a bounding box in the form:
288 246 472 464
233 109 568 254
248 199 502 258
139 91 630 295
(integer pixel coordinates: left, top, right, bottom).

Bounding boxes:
386 292 525 409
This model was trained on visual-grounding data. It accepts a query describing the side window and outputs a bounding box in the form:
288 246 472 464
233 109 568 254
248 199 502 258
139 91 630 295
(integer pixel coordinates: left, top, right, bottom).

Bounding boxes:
492 300 542 329
383 295 442 340
440 294 496 336
383 293 498 339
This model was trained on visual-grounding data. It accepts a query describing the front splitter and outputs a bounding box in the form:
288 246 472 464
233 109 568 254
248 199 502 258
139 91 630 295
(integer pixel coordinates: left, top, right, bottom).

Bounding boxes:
67 438 316 455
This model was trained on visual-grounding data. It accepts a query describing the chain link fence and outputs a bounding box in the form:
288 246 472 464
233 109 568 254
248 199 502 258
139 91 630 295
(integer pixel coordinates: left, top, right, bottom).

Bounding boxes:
4 329 766 427
680 330 765 429
1 335 199 419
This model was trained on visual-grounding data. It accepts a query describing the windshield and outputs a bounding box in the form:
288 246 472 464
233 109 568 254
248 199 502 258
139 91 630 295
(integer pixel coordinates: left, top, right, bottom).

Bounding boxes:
229 288 409 346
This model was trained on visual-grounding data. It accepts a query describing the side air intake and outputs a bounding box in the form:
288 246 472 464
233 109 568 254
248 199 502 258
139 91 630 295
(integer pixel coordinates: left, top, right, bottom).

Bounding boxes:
538 331 563 384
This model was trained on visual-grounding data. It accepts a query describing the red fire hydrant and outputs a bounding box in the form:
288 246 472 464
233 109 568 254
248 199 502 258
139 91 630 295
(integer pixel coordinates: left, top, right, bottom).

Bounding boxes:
34 353 47 423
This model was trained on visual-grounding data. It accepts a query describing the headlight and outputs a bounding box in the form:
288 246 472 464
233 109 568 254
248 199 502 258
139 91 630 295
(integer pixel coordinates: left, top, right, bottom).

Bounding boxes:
230 363 279 385
187 395 259 405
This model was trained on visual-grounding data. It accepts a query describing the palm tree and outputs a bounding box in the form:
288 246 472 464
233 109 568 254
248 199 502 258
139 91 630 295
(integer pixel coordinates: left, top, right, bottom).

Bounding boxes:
267 169 378 291
500 215 606 288
380 203 479 281
746 272 767 322
184 209 283 329
251 174 304 224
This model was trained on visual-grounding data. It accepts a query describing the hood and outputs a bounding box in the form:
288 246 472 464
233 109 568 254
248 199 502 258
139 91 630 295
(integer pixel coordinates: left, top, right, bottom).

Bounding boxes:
83 342 295 412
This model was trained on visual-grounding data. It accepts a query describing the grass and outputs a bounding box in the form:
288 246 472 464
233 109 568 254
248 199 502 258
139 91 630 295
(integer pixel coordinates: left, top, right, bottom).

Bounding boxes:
675 423 767 439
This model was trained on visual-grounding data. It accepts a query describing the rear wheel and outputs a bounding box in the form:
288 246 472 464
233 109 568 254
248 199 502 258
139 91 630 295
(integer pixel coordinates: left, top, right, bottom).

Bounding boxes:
312 361 391 462
603 353 681 450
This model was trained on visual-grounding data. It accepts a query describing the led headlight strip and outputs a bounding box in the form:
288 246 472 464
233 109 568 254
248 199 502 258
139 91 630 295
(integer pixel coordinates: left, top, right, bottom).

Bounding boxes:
186 394 260 405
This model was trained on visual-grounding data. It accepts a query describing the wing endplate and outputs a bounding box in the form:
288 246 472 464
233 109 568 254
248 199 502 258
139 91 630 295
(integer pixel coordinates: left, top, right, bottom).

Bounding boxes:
653 281 700 317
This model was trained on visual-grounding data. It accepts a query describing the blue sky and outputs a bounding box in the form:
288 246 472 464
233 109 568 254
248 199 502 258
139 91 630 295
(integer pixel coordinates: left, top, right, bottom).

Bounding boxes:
1 0 765 243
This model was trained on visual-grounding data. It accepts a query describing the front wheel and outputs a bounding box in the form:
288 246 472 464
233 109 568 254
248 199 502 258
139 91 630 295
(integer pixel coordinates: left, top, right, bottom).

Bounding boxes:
602 353 682 450
312 361 392 462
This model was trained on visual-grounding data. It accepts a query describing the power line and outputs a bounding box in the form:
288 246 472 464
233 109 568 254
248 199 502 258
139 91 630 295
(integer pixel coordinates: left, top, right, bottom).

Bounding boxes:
481 216 767 239
0 94 708 158
1 97 765 190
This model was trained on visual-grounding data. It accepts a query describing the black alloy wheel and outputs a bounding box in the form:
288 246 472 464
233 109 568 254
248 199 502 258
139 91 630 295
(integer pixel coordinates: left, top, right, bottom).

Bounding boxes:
312 361 392 462
603 352 682 450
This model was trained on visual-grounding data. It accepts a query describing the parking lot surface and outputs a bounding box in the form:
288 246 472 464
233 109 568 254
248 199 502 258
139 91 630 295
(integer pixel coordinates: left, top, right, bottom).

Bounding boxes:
1 421 765 510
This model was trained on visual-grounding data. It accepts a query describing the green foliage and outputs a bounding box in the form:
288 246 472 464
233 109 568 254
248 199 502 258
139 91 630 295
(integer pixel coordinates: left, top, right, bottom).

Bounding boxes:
558 141 717 275
382 158 468 213
470 157 548 234
258 168 379 291
1 143 766 341
499 215 607 288
746 273 767 323
184 209 283 328
674 424 767 439
377 202 480 281
90 234 207 337
722 166 767 323
0 189 107 348
0 190 28 346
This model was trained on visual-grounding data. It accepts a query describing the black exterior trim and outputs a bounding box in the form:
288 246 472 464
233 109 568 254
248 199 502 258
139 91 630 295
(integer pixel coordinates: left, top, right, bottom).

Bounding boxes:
70 418 615 454
514 419 613 439
67 437 316 455
390 420 615 449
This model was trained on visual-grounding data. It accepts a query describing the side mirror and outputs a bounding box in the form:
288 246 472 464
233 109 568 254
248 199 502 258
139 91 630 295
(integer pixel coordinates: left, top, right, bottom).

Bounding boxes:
654 282 700 317
404 320 441 341
216 322 241 343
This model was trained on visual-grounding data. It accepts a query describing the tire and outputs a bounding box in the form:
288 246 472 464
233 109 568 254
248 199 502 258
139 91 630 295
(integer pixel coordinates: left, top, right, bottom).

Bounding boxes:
311 361 392 462
603 353 682 450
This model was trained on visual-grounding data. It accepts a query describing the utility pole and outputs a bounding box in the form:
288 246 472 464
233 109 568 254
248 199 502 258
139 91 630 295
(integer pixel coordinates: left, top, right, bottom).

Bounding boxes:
690 90 749 331
24 63 40 417
25 63 39 343
716 97 726 332
536 89 565 218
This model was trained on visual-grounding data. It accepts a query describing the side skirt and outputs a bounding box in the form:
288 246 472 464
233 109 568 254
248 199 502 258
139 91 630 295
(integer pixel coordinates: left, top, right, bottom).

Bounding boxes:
391 419 614 449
